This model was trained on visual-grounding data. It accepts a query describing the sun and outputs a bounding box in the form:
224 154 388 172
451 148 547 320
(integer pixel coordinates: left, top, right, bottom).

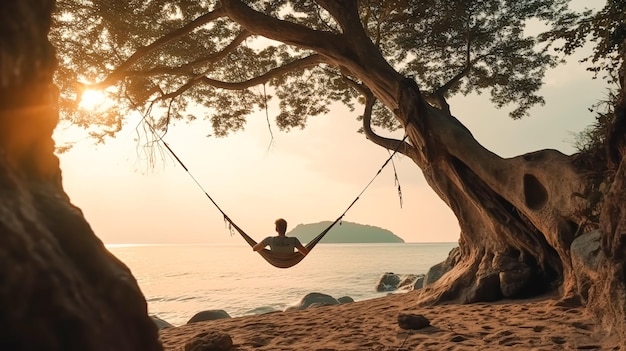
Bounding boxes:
78 89 106 110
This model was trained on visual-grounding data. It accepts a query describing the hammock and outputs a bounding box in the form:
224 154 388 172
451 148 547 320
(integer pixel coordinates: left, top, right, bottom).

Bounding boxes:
159 134 407 269
226 215 342 268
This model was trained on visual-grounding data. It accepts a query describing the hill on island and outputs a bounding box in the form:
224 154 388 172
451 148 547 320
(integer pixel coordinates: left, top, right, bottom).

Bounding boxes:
288 221 404 243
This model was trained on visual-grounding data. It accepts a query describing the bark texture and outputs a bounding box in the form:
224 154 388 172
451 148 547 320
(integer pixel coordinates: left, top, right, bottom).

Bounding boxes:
589 52 626 341
0 1 162 350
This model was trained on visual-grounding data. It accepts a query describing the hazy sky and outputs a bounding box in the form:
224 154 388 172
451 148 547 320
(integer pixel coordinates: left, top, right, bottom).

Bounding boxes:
55 6 606 245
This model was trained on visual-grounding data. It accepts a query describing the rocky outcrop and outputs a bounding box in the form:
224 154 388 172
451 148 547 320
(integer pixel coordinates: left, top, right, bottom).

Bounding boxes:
0 2 162 350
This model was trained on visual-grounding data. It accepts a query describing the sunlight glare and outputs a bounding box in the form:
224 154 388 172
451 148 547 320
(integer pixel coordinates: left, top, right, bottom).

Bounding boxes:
78 89 106 110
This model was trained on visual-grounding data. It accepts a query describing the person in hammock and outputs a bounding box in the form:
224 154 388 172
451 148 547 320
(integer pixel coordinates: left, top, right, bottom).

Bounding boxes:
253 218 309 256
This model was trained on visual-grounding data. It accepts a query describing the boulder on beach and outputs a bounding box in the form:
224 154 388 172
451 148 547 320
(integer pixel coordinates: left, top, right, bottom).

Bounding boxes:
184 331 233 351
285 292 340 311
337 296 354 304
399 274 426 290
376 272 425 292
187 310 232 324
151 315 174 329
376 272 401 291
397 313 430 330
424 247 461 286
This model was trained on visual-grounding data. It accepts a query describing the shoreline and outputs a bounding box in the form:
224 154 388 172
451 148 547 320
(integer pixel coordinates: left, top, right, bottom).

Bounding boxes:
159 291 621 350
151 289 406 327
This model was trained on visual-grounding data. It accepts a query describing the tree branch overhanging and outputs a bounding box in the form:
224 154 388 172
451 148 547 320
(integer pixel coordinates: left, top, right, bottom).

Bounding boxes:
150 54 328 104
342 76 418 162
220 0 339 52
314 0 362 35
124 29 253 79
90 7 227 89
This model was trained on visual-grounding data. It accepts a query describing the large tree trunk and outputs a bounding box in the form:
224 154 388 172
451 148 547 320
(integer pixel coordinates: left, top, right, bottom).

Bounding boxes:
0 1 162 350
222 0 626 341
368 27 626 347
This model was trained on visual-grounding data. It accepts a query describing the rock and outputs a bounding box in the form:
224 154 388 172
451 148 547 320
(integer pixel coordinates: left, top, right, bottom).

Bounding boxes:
397 313 430 330
424 247 460 286
499 267 534 298
570 229 603 300
184 331 233 351
398 274 425 291
285 292 340 311
151 315 174 329
462 273 502 303
492 250 538 298
187 310 231 324
397 274 417 290
424 261 448 286
376 272 401 292
337 296 354 304
413 275 425 290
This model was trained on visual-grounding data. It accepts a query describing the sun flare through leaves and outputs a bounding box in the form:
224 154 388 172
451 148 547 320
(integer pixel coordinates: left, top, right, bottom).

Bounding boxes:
78 89 108 111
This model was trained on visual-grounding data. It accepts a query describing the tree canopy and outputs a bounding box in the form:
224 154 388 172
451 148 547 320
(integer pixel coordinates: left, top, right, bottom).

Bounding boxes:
542 0 625 83
51 0 578 145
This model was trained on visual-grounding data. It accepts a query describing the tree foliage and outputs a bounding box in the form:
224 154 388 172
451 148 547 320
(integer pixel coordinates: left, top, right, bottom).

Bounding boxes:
542 1 626 162
542 0 625 83
51 0 577 144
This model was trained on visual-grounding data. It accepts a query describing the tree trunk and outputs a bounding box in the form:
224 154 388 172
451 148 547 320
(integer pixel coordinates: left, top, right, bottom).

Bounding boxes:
0 1 162 350
371 31 626 347
222 0 626 341
392 79 587 305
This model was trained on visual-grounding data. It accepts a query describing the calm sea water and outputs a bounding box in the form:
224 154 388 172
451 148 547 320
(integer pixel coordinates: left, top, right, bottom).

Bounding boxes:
107 243 457 326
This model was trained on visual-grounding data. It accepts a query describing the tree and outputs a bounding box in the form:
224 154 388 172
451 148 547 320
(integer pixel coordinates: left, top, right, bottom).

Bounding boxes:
541 0 626 336
51 0 626 341
0 1 162 349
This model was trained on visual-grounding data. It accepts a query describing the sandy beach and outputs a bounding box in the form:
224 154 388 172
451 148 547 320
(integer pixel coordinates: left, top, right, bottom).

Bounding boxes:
159 291 622 351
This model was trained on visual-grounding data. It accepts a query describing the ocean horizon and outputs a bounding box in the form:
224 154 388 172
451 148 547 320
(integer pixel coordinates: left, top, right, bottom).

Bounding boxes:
107 242 457 326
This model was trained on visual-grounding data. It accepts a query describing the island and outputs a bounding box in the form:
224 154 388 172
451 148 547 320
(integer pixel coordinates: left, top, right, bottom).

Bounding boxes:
288 221 405 243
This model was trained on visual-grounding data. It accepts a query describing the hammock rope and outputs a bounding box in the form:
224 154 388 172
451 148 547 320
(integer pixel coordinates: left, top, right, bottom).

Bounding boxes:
157 126 408 268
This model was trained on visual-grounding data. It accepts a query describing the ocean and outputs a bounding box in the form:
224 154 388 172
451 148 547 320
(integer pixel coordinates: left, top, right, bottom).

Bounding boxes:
107 242 457 327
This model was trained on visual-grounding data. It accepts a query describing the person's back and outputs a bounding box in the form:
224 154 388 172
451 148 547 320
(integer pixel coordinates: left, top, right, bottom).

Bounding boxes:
267 236 299 254
253 218 309 256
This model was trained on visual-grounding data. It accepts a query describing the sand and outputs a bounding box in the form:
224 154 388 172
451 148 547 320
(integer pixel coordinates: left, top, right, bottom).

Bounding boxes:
159 291 622 351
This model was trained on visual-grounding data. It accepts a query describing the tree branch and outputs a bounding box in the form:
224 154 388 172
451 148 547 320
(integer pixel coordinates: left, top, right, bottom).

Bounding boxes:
314 0 362 35
343 76 417 160
220 0 403 108
124 30 253 78
436 65 471 97
198 54 328 89
151 54 328 103
90 7 227 89
220 0 342 60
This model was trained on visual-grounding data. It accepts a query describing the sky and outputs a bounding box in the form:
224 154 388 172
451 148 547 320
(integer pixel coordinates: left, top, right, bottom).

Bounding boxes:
55 4 607 245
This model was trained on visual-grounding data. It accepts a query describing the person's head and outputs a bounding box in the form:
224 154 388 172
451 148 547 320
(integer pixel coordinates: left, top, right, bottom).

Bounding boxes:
275 218 287 235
